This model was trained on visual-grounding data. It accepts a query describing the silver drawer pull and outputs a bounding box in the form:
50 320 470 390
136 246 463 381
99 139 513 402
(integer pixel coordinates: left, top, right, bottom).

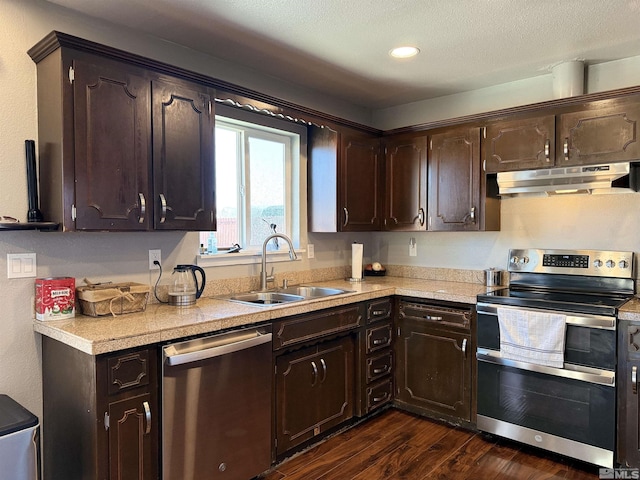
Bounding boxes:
372 310 386 316
320 358 327 384
343 207 349 227
311 361 318 387
563 138 569 161
159 193 167 224
373 365 389 375
143 401 151 435
138 193 146 224
544 139 550 161
372 338 388 346
424 315 443 321
462 338 467 358
372 392 389 403
633 366 638 395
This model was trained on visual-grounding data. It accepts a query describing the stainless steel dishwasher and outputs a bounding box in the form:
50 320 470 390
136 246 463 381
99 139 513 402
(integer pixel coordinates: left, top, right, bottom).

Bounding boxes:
162 325 272 480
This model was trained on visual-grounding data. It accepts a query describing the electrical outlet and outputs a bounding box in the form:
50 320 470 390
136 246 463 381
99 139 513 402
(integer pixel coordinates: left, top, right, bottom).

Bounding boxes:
7 253 37 278
149 249 161 270
307 244 315 259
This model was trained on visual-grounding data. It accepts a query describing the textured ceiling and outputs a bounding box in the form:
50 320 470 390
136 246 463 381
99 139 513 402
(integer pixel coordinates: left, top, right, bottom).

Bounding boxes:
46 0 640 109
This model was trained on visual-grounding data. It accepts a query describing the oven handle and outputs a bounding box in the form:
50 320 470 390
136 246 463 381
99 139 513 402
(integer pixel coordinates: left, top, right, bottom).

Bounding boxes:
476 302 616 330
476 348 615 387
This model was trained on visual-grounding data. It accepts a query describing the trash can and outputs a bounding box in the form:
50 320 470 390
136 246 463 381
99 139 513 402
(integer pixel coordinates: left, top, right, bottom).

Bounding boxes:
0 395 40 480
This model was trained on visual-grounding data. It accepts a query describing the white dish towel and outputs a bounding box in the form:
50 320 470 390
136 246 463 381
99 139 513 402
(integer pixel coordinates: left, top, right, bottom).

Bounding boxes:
497 307 567 368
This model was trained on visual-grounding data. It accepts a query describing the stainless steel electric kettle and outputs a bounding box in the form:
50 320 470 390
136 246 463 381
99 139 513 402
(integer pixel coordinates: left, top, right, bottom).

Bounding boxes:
168 264 206 306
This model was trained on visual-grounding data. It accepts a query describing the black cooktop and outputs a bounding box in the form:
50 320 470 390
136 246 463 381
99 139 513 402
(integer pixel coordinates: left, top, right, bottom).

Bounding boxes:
478 287 633 317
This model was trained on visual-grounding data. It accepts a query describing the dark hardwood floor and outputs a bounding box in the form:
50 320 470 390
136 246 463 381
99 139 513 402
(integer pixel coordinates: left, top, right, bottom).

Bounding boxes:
263 409 601 480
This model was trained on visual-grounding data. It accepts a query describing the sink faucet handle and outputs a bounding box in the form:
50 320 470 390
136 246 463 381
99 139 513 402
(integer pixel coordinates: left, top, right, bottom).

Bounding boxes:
282 279 289 289
266 267 275 283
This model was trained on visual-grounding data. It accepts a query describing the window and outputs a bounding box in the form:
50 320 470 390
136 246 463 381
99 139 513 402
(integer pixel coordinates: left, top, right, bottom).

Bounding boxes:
200 104 305 256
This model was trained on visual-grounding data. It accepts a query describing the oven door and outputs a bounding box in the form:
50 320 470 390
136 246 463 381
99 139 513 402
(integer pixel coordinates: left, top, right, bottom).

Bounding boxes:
476 303 617 370
476 351 615 467
476 302 617 468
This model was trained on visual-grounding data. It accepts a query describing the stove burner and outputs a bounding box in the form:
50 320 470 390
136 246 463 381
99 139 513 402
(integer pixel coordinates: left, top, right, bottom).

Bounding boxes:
481 287 632 317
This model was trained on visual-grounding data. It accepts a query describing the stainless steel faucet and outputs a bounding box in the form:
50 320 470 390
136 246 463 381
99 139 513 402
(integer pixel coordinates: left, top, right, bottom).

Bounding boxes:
260 233 297 291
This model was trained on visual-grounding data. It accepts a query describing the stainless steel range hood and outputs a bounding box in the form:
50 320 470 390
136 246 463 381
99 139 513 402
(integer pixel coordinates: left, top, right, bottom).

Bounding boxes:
497 162 640 196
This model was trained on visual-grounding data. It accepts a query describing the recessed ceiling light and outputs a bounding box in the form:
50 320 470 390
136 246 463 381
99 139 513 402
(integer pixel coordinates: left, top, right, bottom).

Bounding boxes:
389 46 420 59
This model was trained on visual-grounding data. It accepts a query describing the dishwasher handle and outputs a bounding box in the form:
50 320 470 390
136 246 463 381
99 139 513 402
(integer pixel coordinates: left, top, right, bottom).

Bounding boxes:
165 330 272 366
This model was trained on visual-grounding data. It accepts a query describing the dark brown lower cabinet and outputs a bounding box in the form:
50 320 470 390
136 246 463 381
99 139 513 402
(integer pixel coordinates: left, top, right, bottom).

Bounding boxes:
356 298 394 416
42 338 158 480
617 320 640 467
107 393 154 478
395 300 472 424
275 335 354 456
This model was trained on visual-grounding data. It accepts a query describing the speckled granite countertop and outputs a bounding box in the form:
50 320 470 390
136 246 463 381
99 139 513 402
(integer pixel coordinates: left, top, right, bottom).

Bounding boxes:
33 277 500 355
618 297 640 321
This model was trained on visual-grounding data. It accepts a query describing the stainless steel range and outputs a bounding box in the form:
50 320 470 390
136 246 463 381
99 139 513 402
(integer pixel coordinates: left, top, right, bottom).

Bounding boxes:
476 248 635 468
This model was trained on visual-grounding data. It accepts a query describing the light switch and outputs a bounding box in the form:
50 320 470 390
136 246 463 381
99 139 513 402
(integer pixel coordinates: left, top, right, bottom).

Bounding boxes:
307 244 315 259
7 253 37 278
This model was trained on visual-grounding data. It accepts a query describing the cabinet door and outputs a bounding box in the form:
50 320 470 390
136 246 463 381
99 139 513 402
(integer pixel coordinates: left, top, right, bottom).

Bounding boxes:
73 58 151 230
152 79 215 230
275 336 354 455
484 115 555 172
108 393 155 480
559 98 640 166
340 135 382 231
428 127 481 231
384 135 428 231
617 323 640 467
396 318 471 421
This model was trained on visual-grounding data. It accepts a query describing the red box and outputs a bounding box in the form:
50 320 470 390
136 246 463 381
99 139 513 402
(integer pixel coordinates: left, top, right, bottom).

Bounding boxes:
35 277 76 321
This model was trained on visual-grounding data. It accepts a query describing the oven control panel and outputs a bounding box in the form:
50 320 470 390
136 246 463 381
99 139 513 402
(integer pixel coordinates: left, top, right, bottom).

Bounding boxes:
508 248 634 278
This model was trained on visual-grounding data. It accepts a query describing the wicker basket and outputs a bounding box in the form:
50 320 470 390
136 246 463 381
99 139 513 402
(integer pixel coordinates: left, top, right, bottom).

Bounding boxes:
77 281 149 317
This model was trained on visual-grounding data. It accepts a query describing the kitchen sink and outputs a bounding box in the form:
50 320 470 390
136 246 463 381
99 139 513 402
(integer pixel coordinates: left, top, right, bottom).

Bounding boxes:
228 292 305 306
278 286 350 298
227 286 351 306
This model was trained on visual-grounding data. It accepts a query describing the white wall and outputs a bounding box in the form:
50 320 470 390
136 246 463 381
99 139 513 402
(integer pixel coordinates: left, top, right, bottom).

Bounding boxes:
371 55 640 131
369 193 640 272
3 0 640 425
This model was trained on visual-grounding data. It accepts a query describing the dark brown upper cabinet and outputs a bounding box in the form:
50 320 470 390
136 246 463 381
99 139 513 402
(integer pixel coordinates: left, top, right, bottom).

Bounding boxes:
33 51 154 231
485 97 640 173
558 98 640 166
484 114 555 172
383 134 428 231
152 79 215 230
308 125 382 232
428 127 483 231
29 36 215 231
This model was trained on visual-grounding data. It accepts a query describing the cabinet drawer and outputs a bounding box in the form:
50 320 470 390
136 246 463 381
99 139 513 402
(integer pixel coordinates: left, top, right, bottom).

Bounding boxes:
106 350 150 395
367 298 392 324
399 302 471 330
273 304 362 350
366 323 392 354
366 378 393 412
367 350 393 383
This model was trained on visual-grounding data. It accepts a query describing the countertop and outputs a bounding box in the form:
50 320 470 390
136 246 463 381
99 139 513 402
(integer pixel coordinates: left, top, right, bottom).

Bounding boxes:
618 297 640 321
34 277 500 355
